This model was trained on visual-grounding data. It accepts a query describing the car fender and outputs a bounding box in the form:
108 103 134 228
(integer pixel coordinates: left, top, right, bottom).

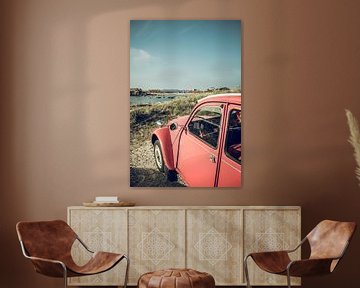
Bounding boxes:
152 127 175 170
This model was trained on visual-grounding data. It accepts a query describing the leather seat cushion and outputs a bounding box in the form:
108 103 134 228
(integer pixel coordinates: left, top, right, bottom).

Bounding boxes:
138 268 215 288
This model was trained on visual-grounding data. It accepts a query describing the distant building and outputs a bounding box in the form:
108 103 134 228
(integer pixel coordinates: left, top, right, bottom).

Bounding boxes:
130 88 143 96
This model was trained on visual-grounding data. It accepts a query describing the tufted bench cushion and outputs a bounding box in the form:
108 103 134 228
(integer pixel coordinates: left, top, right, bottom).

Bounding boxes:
138 268 215 288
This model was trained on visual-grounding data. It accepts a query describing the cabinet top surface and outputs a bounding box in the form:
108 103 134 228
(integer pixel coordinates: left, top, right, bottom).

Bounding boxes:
68 205 301 210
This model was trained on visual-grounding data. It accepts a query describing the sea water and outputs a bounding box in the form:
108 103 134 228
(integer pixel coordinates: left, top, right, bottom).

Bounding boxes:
130 94 189 105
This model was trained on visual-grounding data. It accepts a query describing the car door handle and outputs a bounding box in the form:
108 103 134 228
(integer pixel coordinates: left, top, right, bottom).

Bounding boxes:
209 154 216 163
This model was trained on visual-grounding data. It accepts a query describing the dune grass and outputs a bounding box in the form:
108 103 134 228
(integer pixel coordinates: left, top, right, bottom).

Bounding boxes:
130 93 209 145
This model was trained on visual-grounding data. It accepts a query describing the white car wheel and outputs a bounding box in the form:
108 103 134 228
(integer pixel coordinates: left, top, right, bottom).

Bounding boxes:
154 140 164 172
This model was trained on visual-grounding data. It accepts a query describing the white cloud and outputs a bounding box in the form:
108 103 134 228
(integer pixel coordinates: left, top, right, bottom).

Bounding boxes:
131 48 152 62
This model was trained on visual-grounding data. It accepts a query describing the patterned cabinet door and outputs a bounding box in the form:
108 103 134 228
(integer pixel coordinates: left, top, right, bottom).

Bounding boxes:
68 208 128 286
187 209 243 285
244 209 301 286
128 209 186 284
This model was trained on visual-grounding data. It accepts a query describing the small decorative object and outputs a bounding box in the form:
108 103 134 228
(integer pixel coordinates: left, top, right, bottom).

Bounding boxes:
83 201 135 207
345 109 360 185
94 196 119 203
82 196 135 207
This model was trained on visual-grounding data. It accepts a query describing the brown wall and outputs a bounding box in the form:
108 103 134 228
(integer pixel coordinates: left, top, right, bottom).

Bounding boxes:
1 0 360 287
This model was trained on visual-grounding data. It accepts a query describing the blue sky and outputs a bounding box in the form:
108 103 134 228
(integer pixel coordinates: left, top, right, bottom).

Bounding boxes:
130 20 241 90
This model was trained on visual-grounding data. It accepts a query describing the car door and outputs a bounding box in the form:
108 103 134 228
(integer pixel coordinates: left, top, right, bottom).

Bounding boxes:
176 103 223 187
217 105 241 187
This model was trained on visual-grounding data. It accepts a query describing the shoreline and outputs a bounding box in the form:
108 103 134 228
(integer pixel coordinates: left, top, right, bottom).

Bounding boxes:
130 90 240 106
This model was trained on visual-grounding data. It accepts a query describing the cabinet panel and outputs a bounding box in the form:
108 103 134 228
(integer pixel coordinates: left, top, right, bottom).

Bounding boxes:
68 208 127 286
244 209 301 286
67 206 301 286
128 209 186 284
187 209 243 285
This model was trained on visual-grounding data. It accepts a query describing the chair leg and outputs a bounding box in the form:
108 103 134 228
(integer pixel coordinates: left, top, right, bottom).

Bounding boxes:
286 270 291 288
244 255 252 288
123 255 130 288
62 264 68 288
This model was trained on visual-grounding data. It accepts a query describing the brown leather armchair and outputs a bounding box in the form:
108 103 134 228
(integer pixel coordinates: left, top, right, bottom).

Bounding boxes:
244 220 356 288
16 220 129 288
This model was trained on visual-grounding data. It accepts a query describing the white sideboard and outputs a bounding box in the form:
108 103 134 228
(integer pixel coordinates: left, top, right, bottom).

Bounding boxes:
67 206 301 286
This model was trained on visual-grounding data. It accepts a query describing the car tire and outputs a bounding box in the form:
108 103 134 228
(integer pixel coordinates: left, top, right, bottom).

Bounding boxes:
154 140 165 172
165 166 178 182
154 140 178 182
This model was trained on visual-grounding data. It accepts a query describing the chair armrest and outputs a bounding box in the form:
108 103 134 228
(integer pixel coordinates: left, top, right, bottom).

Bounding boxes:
245 250 291 264
245 250 289 259
76 236 94 253
287 258 336 277
26 255 67 277
286 237 307 253
246 251 291 274
26 255 64 265
245 236 306 258
19 240 67 277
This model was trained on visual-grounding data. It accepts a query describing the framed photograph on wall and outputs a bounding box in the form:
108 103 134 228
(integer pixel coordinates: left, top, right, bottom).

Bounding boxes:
130 20 241 187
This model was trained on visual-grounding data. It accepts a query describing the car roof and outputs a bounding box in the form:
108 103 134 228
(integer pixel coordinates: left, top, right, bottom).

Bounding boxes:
198 93 241 105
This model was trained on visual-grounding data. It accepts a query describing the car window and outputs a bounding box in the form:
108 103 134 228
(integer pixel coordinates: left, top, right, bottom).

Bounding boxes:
225 109 241 163
188 105 222 148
